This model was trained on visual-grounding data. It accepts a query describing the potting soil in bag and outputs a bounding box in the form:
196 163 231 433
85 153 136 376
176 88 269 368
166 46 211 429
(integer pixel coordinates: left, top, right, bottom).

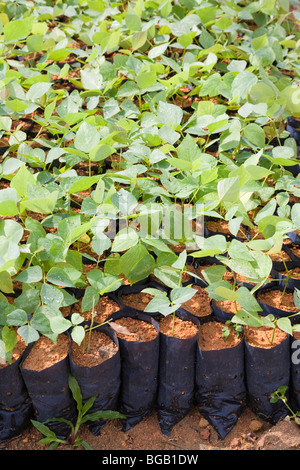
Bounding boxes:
108 307 160 432
69 323 121 436
0 349 33 442
157 310 199 436
244 326 290 424
20 334 77 440
195 319 246 440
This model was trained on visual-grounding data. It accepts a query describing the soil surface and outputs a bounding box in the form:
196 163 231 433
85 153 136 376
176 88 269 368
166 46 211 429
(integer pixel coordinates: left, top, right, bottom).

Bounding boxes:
258 289 298 313
71 330 118 367
112 317 158 342
180 285 212 318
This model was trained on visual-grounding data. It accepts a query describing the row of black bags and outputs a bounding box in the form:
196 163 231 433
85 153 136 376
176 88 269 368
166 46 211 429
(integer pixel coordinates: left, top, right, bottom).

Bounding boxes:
1 307 299 444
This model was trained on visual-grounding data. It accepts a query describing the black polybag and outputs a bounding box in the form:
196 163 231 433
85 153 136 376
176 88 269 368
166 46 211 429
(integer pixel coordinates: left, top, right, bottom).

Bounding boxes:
289 336 300 412
0 351 33 442
245 334 290 424
108 307 160 431
157 310 199 436
195 319 246 440
69 323 121 436
20 337 77 440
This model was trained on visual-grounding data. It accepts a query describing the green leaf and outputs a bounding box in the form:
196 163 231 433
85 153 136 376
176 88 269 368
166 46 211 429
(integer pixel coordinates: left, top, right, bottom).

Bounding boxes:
4 18 33 42
68 176 100 195
111 227 139 252
232 71 258 101
0 219 23 244
111 188 138 216
74 121 100 153
27 82 52 101
231 309 264 327
81 68 102 90
81 286 99 313
132 30 148 50
47 267 75 288
144 295 172 315
236 286 262 312
170 287 197 304
31 420 58 440
193 234 227 258
7 309 28 326
89 144 114 162
18 325 40 344
21 191 59 215
10 164 36 198
243 123 265 148
0 271 13 294
277 317 293 336
2 326 17 353
148 42 169 59
217 176 240 202
68 374 83 410
71 325 85 346
120 244 155 282
136 71 157 90
49 315 72 335
41 284 64 309
15 266 43 283
87 269 123 295
125 13 142 31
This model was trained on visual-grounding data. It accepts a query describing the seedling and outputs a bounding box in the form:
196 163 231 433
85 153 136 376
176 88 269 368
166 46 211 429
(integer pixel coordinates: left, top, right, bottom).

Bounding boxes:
31 374 125 450
270 386 300 426
142 285 197 336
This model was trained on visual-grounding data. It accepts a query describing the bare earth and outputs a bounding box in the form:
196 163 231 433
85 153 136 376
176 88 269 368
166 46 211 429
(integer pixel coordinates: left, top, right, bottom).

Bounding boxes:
2 405 300 452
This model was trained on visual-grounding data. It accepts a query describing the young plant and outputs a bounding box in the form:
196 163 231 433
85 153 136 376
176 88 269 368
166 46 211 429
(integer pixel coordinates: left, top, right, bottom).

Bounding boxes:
70 270 123 352
142 285 197 336
31 374 125 450
270 386 300 426
229 287 300 347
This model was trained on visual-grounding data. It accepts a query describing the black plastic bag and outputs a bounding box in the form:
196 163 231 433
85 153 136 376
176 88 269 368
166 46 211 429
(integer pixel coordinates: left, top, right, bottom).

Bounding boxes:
290 336 300 412
0 350 33 442
157 310 199 436
69 323 121 436
108 308 160 431
195 319 246 440
20 336 77 440
245 334 290 424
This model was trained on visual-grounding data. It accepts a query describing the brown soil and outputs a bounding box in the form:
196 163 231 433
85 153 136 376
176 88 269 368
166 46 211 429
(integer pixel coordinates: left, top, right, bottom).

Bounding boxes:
111 316 158 342
180 285 212 317
258 289 298 312
81 296 120 324
244 325 287 349
198 321 241 351
214 299 242 314
159 315 199 339
71 330 118 367
22 334 70 372
206 220 245 238
278 266 300 278
290 245 300 258
121 292 154 311
269 250 291 262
